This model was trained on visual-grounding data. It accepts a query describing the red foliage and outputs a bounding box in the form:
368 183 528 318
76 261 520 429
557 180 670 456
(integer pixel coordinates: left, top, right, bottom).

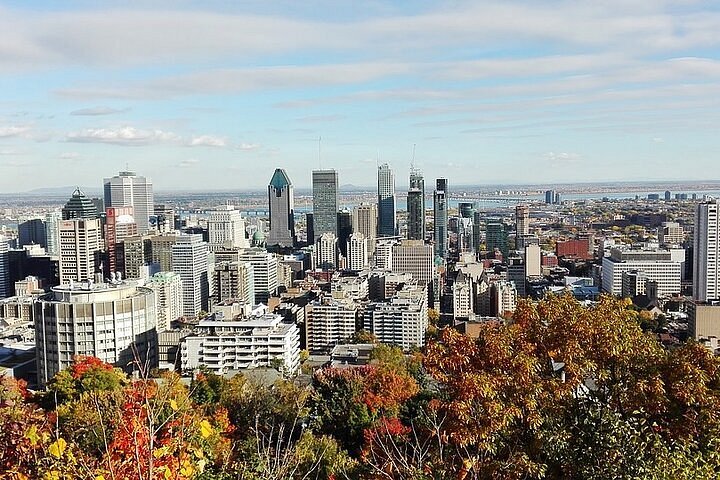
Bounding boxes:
69 355 114 379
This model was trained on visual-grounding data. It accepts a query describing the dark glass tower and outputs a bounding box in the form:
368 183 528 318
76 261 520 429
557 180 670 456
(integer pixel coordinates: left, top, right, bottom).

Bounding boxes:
62 187 98 220
407 168 425 240
312 170 339 243
377 163 396 236
337 210 353 257
433 178 448 259
267 168 296 247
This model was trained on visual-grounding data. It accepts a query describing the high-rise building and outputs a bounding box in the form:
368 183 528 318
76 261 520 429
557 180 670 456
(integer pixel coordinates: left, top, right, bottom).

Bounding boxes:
122 235 154 279
515 205 530 238
391 240 434 286
337 210 352 258
306 294 358 353
407 169 425 240
207 205 249 252
150 234 178 272
35 281 158 386
316 232 338 270
602 247 683 297
458 202 476 219
0 238 9 299
172 235 209 317
545 190 556 204
312 169 339 243
62 188 98 220
148 272 183 331
213 261 254 305
58 218 102 284
353 203 377 253
237 248 278 304
18 218 47 248
347 233 369 271
486 221 508 258
305 213 315 246
104 171 154 234
433 178 448 259
366 282 427 350
694 199 720 302
153 204 176 233
105 206 138 275
377 164 396 236
659 222 684 246
267 168 296 248
45 212 61 256
524 244 542 277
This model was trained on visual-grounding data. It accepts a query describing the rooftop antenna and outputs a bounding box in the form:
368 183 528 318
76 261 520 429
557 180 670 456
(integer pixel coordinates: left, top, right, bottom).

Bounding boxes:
410 144 417 172
318 136 322 169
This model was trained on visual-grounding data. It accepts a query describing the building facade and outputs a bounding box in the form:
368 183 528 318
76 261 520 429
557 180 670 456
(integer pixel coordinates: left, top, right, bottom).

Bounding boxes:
58 218 103 284
171 234 210 317
148 272 183 331
407 169 425 240
207 205 249 252
267 168 296 248
312 169 339 243
433 178 448 259
694 200 720 302
103 171 154 234
377 163 396 236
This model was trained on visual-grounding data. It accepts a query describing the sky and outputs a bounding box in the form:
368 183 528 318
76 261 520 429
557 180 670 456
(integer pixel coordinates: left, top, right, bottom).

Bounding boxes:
1 0 720 192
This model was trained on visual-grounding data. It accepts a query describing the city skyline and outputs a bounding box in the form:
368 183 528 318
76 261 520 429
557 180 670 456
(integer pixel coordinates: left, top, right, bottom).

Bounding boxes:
2 1 720 191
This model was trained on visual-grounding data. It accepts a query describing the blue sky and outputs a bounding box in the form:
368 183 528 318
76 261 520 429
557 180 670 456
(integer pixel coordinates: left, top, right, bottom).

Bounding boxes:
1 0 720 191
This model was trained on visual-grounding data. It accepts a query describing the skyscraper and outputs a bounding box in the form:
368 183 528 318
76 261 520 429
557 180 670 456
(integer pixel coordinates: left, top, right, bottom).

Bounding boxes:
58 218 103 284
0 238 9 299
377 163 396 236
172 234 210 317
694 199 720 302
433 178 448 259
353 203 377 253
515 205 530 238
62 188 98 220
104 171 154 234
337 210 352 257
316 232 338 270
105 206 138 275
207 205 249 252
18 218 47 248
312 169 339 243
407 168 425 240
267 168 296 248
347 233 369 271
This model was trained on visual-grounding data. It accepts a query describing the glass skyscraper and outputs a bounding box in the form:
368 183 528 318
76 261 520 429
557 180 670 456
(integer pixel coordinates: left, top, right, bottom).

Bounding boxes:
407 168 425 240
433 178 448 259
312 169 339 243
377 163 396 237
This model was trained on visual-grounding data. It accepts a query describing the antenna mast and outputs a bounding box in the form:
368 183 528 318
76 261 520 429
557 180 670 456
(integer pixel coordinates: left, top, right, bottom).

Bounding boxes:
410 144 417 172
318 136 322 169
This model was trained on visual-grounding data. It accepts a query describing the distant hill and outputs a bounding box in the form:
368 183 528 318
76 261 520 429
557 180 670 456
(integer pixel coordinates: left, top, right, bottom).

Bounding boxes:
21 186 102 196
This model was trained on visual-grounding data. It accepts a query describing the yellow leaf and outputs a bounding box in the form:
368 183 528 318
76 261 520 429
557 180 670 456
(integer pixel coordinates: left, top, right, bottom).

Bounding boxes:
192 447 205 459
96 476 106 480
170 399 178 411
200 420 213 438
48 438 67 458
180 463 195 477
25 425 40 446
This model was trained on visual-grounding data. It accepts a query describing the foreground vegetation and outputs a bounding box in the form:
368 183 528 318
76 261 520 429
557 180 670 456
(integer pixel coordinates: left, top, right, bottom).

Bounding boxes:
2 295 720 479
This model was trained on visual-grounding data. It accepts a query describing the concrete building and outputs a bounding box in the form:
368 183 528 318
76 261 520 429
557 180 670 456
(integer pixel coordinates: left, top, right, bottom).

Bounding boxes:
103 171 154 233
213 261 254 305
312 169 339 242
172 235 209 317
601 247 683 297
58 218 102 284
353 203 377 253
407 168 425 241
180 312 300 375
34 281 158 386
316 232 338 271
694 200 720 302
689 300 720 340
150 234 178 272
152 204 176 234
306 294 357 353
207 205 249 252
377 163 396 237
105 206 137 275
45 212 61 256
515 205 530 238
374 238 397 270
491 280 518 316
433 178 448 259
659 221 684 246
121 235 154 279
267 168 296 248
148 272 183 331
524 244 541 277
391 240 434 286
453 270 473 320
621 270 649 298
347 233 369 271
238 248 278 304
366 283 428 350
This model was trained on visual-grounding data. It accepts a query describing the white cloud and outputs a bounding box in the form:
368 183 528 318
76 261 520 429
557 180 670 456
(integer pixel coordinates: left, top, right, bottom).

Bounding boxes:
70 106 127 116
238 143 260 151
0 149 22 155
178 158 200 168
66 126 180 146
59 152 80 159
0 126 29 137
188 135 227 147
542 152 582 165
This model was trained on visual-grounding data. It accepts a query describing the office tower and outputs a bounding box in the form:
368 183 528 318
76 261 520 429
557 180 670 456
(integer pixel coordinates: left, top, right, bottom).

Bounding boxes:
0 238 9 298
377 163 396 236
337 210 352 257
316 232 338 270
375 238 397 270
105 206 138 275
148 272 183 331
515 205 530 238
122 235 154 279
153 204 176 233
181 312 300 374
172 234 209 317
665 190 672 201
458 202 476 219
694 200 720 302
34 281 158 386
150 234 178 272
659 222 684 246
237 248 278 304
391 240 434 286
472 211 482 255
433 178 448 259
353 203 377 252
407 168 425 240
367 282 427 350
601 247 683 296
486 222 508 258
104 171 154 234
305 213 315 245
545 190 556 204
306 294 358 353
58 218 102 284
18 218 47 248
267 168 296 248
207 205 249 252
491 280 518 316
525 244 542 277
62 188 98 220
312 169 339 242
45 212 61 256
347 233 369 271
213 261 254 305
